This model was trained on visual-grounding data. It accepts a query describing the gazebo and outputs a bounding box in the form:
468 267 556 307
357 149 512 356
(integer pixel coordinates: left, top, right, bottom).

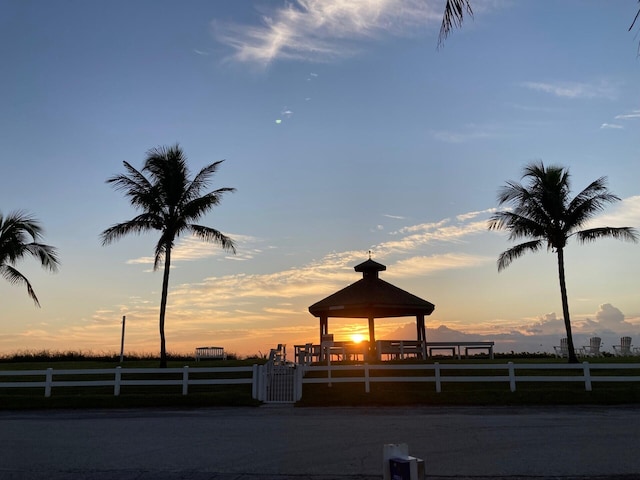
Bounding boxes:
308 258 435 356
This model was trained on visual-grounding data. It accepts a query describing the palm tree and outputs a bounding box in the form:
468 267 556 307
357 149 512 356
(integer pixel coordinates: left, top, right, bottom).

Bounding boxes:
488 161 638 363
0 211 60 307
101 144 236 367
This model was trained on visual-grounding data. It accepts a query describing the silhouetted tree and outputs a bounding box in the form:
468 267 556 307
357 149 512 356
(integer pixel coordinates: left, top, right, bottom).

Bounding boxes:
488 161 638 363
101 144 236 367
0 211 59 307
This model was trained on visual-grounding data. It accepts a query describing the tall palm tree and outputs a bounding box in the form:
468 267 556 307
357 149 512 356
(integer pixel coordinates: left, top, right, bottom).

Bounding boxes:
101 144 236 367
488 161 638 363
0 211 60 307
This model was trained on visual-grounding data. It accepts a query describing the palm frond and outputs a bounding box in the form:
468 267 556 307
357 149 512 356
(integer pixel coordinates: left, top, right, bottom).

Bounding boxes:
0 264 40 306
575 227 639 244
630 3 640 31
437 0 473 48
566 177 621 229
0 210 60 306
488 211 547 241
106 162 160 212
183 160 225 203
190 224 236 254
100 215 159 245
181 188 236 221
497 240 543 271
24 243 59 272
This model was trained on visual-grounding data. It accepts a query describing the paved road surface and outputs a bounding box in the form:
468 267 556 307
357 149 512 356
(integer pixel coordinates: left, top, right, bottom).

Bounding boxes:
1 405 639 479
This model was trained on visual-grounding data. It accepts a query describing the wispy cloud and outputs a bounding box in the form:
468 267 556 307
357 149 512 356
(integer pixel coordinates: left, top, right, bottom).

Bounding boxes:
600 123 623 129
125 233 261 266
614 109 640 120
430 124 505 143
168 213 497 310
521 80 617 100
213 0 443 66
456 208 497 222
385 253 492 279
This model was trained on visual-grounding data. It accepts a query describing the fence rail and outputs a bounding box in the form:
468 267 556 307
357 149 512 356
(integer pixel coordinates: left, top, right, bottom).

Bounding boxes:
301 362 640 392
0 366 255 397
2 362 640 399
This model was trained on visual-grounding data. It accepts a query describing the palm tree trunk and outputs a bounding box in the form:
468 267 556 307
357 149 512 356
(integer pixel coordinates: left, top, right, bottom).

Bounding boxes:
158 245 172 368
556 248 579 363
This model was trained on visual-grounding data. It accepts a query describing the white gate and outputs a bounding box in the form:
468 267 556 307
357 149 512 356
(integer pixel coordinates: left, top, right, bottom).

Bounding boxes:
253 362 303 403
253 345 303 403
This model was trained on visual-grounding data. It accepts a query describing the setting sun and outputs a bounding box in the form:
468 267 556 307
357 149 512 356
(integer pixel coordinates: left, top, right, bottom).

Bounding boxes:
350 333 365 344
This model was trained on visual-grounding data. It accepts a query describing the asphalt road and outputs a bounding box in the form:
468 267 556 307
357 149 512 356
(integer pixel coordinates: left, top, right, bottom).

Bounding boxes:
1 405 639 479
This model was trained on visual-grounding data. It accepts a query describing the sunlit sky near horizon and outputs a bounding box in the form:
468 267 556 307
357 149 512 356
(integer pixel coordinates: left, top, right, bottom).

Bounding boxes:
1 0 640 357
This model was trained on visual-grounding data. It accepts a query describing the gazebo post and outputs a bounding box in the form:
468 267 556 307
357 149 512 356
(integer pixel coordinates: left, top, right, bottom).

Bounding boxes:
416 314 426 342
368 316 376 360
319 315 328 342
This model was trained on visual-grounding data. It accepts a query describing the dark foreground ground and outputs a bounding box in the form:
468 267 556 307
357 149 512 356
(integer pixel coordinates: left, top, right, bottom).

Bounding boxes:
0 405 639 479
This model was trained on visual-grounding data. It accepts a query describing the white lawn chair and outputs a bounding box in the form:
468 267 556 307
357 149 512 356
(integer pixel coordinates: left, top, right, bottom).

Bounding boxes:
553 338 568 358
613 336 633 356
581 337 602 357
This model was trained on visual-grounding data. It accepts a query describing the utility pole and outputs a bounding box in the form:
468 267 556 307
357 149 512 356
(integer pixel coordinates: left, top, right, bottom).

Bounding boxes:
119 315 126 363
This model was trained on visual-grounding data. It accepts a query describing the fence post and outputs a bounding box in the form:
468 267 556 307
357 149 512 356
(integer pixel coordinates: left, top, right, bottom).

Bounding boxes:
294 366 304 401
257 364 266 401
435 362 441 393
182 366 189 395
252 364 259 400
44 368 53 397
114 366 121 396
508 362 516 392
364 363 370 393
583 361 592 391
327 355 332 388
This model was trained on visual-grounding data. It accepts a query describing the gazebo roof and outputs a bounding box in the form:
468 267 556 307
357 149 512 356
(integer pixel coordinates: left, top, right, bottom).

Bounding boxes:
308 259 435 319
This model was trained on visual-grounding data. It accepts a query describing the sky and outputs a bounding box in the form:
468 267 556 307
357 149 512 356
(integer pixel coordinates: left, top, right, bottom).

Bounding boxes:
1 0 640 358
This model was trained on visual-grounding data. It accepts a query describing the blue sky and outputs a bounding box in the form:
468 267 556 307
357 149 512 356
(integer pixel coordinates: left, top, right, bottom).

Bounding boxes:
1 0 639 357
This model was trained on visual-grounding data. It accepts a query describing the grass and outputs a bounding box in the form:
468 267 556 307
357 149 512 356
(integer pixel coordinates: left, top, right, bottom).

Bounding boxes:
1 351 639 409
298 379 640 407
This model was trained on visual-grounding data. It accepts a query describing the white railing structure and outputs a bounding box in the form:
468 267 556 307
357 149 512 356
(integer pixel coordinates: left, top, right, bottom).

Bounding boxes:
2 362 640 400
0 366 254 398
300 362 640 393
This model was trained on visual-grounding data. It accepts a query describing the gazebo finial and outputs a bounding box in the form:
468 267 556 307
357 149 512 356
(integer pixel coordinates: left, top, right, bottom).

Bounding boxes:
368 249 372 260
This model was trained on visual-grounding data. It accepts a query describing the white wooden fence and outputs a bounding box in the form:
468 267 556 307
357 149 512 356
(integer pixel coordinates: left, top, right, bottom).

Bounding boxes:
301 362 640 392
2 362 640 400
0 366 255 397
